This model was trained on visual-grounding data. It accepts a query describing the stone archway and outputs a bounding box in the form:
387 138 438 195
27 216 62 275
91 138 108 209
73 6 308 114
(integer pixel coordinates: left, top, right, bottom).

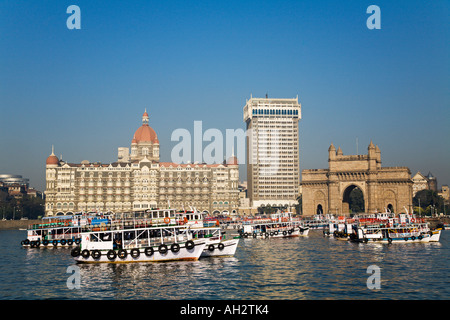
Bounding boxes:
384 190 396 213
316 204 323 215
314 191 326 215
342 185 365 214
301 142 413 216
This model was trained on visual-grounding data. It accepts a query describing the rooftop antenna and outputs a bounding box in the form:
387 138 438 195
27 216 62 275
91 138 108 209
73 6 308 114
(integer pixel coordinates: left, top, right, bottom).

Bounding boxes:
266 93 268 98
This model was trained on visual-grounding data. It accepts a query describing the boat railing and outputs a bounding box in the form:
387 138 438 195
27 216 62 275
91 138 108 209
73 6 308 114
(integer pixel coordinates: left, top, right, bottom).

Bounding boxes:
135 227 206 248
47 234 79 240
28 221 72 230
122 235 185 249
79 217 189 232
359 222 429 229
265 225 295 231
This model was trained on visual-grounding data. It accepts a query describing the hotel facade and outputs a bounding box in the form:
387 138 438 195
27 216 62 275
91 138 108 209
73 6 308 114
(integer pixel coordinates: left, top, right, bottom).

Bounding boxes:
45 111 239 216
243 95 301 209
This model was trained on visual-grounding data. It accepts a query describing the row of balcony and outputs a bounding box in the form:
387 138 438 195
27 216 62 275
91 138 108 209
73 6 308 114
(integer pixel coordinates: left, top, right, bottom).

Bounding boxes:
79 196 132 202
159 181 208 186
78 182 131 187
159 188 210 194
79 189 131 195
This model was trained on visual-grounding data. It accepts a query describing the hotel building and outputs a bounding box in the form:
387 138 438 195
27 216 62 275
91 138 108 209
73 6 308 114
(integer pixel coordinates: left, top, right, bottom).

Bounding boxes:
243 95 301 209
45 111 239 216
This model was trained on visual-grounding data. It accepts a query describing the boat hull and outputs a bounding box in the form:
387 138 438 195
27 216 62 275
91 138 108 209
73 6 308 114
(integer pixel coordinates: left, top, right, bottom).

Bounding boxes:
22 239 81 248
356 234 431 244
201 238 239 257
245 227 309 239
74 242 206 264
429 229 441 242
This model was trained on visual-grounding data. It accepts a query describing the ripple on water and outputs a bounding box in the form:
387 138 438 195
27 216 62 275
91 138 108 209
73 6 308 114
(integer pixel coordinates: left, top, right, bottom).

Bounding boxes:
0 230 449 299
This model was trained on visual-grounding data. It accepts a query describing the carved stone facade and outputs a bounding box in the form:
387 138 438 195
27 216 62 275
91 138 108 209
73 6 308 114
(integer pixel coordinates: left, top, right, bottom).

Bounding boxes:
301 141 413 215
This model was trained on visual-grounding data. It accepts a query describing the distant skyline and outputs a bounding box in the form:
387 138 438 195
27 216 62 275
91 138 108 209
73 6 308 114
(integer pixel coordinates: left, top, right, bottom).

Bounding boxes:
1 0 449 192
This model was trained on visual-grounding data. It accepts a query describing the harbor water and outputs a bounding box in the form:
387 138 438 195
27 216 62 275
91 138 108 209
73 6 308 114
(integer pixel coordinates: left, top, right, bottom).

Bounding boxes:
0 229 449 300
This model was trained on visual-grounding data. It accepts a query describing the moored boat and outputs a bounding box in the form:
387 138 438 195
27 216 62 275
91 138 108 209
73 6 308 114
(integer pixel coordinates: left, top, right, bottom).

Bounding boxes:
428 228 442 242
174 209 240 257
187 227 239 257
323 221 352 240
20 214 111 248
350 223 434 243
239 211 309 239
71 223 206 263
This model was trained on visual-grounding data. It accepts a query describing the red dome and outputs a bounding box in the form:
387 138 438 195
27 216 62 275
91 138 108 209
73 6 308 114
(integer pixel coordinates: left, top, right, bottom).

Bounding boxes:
227 156 238 165
133 124 159 144
46 154 59 165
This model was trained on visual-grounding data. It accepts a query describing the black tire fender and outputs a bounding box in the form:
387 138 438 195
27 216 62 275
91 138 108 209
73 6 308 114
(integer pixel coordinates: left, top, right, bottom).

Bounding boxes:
185 240 195 250
171 243 180 253
144 247 154 257
107 250 116 260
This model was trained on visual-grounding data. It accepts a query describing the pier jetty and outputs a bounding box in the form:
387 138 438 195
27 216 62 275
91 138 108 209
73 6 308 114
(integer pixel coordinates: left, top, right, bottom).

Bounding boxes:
425 217 450 229
0 219 41 230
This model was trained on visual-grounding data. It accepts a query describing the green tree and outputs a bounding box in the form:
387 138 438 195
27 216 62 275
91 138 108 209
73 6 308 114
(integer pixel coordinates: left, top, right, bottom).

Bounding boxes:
0 192 44 220
413 189 444 216
20 195 45 219
349 188 365 213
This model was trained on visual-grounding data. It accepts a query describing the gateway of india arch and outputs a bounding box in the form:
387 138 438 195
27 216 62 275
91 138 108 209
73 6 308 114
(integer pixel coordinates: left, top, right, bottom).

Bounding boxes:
301 141 413 216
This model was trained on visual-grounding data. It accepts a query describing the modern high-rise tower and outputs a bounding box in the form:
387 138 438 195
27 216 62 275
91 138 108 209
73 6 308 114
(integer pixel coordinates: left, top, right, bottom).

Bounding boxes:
243 95 301 209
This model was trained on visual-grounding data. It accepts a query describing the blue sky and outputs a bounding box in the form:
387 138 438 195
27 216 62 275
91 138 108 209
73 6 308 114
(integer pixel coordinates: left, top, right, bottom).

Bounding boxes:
0 0 449 192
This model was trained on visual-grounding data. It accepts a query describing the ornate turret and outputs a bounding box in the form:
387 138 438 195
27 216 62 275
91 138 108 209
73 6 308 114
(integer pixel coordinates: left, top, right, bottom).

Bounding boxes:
142 108 149 125
368 140 378 170
328 143 336 161
46 145 59 166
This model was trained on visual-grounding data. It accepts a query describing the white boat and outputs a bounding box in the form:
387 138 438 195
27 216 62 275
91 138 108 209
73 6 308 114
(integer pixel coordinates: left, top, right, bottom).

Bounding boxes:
71 224 206 263
428 228 442 242
302 214 337 230
186 226 239 257
350 223 435 243
349 210 442 243
239 211 309 239
323 221 352 240
175 209 240 257
20 213 111 248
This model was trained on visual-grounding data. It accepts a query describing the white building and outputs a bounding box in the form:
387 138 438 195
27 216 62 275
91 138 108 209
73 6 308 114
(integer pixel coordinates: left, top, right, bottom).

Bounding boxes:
243 95 301 210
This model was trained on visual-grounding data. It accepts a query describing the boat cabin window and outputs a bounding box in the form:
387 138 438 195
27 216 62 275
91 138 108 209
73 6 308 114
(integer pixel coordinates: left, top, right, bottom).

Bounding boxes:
124 231 136 240
138 230 149 239
90 232 112 242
